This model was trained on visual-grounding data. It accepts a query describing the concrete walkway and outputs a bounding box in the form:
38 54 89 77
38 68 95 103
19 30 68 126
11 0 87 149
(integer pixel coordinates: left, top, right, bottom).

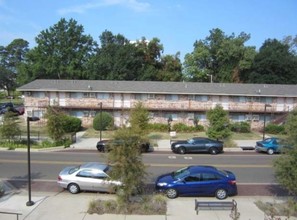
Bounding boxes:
1 182 295 220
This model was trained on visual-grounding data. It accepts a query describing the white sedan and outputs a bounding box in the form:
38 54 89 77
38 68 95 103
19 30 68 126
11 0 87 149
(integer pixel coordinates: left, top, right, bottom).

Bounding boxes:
57 162 121 194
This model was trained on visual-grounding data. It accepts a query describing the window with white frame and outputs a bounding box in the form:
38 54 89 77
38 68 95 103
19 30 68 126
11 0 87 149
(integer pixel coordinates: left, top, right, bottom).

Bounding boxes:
147 94 155 99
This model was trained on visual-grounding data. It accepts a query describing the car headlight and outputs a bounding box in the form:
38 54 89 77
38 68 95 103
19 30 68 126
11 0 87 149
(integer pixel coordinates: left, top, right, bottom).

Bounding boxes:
157 182 168 187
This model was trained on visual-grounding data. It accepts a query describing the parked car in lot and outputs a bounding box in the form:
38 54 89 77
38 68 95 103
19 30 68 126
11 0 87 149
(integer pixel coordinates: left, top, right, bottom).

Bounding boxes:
155 165 237 199
0 102 23 115
96 137 151 153
171 137 224 155
57 162 121 194
255 137 290 155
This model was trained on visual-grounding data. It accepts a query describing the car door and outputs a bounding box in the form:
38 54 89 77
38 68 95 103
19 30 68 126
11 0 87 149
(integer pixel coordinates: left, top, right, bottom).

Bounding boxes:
75 169 98 191
92 171 114 192
192 139 208 152
182 172 223 196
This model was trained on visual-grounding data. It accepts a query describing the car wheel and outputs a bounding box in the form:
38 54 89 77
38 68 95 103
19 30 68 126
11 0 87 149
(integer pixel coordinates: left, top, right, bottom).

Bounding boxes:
178 147 186 154
215 188 227 200
209 147 218 155
267 148 274 155
166 188 178 199
68 183 80 194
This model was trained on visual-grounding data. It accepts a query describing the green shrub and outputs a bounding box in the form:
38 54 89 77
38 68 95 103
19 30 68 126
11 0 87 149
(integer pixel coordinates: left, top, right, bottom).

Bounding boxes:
172 123 204 132
62 115 81 133
147 123 168 132
93 112 114 131
230 121 251 133
265 123 286 134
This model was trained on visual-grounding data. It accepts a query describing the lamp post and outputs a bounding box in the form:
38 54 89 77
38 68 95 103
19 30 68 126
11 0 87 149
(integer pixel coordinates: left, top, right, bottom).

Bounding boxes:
262 104 272 140
99 102 102 141
26 116 40 206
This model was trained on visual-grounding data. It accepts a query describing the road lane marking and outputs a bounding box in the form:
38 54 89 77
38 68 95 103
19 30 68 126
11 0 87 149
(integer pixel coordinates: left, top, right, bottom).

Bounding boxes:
0 159 273 168
184 157 192 160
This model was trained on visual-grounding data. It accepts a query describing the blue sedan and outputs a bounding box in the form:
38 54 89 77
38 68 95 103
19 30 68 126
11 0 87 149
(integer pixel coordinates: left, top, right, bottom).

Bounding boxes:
155 165 237 199
255 137 289 155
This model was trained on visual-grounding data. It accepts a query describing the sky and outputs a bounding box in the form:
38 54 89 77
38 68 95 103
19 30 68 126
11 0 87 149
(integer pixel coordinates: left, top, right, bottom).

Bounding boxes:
0 0 296 61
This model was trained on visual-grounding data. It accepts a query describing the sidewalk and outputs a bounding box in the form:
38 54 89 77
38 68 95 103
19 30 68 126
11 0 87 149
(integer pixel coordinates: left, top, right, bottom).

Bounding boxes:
1 181 294 220
70 131 257 152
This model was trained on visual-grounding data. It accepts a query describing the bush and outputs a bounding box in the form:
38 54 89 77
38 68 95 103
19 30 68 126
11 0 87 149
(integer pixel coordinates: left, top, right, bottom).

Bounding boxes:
148 123 168 132
172 123 204 132
230 121 251 133
265 123 286 134
61 115 81 133
93 112 114 131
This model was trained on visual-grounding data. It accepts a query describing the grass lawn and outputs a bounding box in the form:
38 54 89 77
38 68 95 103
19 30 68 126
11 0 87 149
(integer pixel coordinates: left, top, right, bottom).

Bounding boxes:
82 127 264 141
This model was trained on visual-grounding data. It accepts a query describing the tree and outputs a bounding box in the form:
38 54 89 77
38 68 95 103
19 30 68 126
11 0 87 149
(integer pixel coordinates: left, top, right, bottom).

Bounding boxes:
183 28 256 83
246 39 297 84
107 102 150 206
157 53 183 81
18 18 97 84
206 105 231 140
274 109 297 195
45 107 66 142
129 102 150 135
0 39 29 93
93 112 114 131
0 112 21 141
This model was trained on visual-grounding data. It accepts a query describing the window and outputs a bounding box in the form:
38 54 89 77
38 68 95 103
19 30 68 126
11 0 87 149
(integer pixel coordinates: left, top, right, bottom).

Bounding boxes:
260 97 273 103
232 96 246 103
89 93 96 98
70 92 82 99
135 94 147 100
32 110 44 118
195 95 208 102
165 113 178 121
76 170 93 178
148 94 155 99
97 93 110 99
194 113 206 121
32 92 45 98
83 111 89 117
202 173 220 181
184 174 201 182
165 94 178 101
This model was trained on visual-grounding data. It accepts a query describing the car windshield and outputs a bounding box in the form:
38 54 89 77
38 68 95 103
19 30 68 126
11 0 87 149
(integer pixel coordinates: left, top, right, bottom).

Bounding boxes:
172 167 190 180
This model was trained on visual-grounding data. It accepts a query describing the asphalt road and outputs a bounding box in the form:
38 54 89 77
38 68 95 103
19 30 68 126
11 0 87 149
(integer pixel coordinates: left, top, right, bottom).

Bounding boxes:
0 150 289 196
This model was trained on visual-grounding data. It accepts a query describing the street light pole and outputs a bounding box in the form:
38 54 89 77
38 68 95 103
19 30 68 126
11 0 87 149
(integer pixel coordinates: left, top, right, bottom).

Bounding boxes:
100 102 102 141
262 104 272 140
26 116 40 206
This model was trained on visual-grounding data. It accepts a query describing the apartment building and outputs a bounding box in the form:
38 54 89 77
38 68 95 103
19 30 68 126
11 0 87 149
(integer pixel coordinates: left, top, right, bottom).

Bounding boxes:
17 79 297 128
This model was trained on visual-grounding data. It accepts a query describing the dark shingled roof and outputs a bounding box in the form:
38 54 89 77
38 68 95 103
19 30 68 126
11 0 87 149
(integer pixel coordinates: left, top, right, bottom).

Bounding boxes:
17 79 297 97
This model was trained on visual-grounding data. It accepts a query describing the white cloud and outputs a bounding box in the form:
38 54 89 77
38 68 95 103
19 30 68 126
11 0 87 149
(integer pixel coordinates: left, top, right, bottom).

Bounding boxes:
57 0 150 15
